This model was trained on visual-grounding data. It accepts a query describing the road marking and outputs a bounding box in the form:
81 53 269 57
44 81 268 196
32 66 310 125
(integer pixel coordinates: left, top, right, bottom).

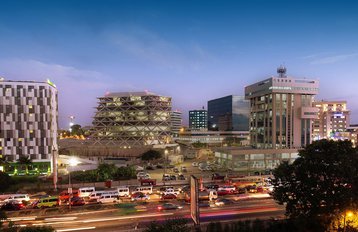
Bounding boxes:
45 217 78 221
82 213 174 223
56 227 96 232
8 217 37 222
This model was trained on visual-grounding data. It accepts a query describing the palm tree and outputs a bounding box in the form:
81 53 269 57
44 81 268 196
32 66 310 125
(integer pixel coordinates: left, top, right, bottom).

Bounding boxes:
17 155 32 175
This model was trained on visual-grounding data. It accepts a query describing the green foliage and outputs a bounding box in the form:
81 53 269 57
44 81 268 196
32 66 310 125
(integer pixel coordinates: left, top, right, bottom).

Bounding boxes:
144 218 190 232
141 150 162 161
70 124 84 136
271 140 358 227
71 164 136 182
0 171 12 192
17 155 33 175
18 226 55 232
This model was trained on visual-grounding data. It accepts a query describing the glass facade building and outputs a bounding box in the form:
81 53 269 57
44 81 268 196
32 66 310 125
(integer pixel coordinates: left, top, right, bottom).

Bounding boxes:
189 110 207 130
208 95 249 131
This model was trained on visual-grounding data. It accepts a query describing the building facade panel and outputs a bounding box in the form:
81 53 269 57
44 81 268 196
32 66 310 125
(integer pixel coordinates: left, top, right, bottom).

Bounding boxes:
189 109 207 131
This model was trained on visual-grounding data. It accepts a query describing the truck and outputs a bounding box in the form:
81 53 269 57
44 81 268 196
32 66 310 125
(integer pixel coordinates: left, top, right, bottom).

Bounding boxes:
185 190 218 202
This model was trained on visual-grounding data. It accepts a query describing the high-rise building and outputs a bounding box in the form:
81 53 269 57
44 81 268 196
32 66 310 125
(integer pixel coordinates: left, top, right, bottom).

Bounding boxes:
170 110 182 137
245 66 319 149
208 95 249 131
0 79 58 170
312 100 350 140
189 109 207 131
91 91 172 147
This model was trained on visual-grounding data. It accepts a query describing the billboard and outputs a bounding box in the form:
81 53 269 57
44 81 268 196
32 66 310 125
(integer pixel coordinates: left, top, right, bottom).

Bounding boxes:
190 175 200 225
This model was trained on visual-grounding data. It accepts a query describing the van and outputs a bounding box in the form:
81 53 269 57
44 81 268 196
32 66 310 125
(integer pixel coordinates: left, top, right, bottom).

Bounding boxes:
79 187 95 197
117 187 130 197
98 193 120 204
5 194 30 203
36 196 60 208
89 190 118 200
133 186 153 195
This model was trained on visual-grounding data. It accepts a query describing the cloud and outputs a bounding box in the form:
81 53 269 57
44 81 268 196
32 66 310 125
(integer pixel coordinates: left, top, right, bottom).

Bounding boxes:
306 53 358 65
104 25 215 71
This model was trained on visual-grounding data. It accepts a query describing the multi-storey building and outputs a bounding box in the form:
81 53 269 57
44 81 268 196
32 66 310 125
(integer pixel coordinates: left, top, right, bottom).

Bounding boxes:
170 110 182 137
312 100 350 140
245 66 319 149
91 91 172 147
189 109 207 131
0 79 58 172
208 95 249 131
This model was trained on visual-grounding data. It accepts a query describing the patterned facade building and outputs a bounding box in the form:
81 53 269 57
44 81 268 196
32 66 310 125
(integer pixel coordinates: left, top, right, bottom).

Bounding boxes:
0 79 58 165
91 92 172 147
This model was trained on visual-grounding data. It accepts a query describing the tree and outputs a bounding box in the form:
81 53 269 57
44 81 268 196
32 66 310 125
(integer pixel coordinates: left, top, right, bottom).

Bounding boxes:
271 140 358 229
0 171 12 191
17 155 32 175
96 163 117 181
141 150 162 161
70 124 84 136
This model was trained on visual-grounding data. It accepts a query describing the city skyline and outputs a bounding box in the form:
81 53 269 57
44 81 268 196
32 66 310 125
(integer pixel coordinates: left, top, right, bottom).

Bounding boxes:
1 0 358 128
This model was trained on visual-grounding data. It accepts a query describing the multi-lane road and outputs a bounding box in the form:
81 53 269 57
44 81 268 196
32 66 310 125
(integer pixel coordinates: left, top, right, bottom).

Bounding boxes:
9 198 285 232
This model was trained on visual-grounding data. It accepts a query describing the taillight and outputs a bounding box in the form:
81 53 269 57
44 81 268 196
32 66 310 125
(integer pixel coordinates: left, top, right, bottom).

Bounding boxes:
158 206 162 210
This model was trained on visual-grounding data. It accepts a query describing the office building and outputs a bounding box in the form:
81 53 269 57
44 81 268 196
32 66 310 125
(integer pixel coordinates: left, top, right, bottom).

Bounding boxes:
245 66 319 149
0 79 58 172
91 91 172 147
189 109 207 131
208 95 249 131
170 110 182 137
312 100 350 140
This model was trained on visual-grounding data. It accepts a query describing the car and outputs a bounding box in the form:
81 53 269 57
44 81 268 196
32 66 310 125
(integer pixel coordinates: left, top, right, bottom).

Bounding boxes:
157 203 183 210
217 190 233 196
135 166 144 171
181 166 187 172
178 174 185 180
205 184 219 190
170 175 176 181
218 185 236 193
163 188 180 195
192 162 198 167
137 172 150 179
70 196 86 206
1 201 26 211
215 198 234 207
173 168 179 173
35 196 60 208
212 173 225 180
59 190 79 202
156 164 164 169
160 193 177 200
131 192 150 201
237 187 247 194
4 194 30 203
162 174 171 181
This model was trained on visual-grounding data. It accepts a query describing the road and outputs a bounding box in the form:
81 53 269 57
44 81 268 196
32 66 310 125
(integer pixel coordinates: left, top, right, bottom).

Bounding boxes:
11 198 284 232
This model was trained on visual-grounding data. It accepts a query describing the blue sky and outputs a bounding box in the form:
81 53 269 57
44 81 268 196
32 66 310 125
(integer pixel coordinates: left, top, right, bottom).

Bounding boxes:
1 0 358 127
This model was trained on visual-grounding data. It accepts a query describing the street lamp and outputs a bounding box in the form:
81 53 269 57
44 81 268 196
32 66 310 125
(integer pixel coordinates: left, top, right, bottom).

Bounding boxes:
68 157 79 210
343 210 354 232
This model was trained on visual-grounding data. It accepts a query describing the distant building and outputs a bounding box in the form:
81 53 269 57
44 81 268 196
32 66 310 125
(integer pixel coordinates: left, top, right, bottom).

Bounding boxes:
0 79 58 173
208 95 249 131
170 110 182 137
91 91 172 147
245 66 319 149
189 109 207 131
312 100 350 140
177 130 249 145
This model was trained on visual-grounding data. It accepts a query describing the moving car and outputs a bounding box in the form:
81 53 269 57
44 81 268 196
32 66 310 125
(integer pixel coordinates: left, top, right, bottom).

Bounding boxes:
4 194 30 203
98 194 120 204
59 190 79 202
157 203 183 210
131 192 150 201
218 185 236 193
160 193 177 200
35 196 60 208
215 198 234 207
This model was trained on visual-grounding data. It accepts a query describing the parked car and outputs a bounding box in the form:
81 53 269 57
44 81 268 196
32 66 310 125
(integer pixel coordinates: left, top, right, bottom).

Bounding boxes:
173 168 179 173
162 174 171 181
59 190 79 202
215 198 234 207
178 174 185 180
205 184 219 190
212 173 225 181
1 201 26 211
4 194 30 203
181 166 187 172
157 203 183 210
131 192 150 201
70 196 86 206
160 193 177 200
170 175 176 181
135 166 144 171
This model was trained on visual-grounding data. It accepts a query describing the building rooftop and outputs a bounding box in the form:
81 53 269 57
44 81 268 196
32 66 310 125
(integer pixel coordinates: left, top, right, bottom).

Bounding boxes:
103 91 163 97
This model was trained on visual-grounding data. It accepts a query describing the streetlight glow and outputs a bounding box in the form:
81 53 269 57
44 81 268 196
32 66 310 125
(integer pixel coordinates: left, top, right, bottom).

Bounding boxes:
68 157 79 167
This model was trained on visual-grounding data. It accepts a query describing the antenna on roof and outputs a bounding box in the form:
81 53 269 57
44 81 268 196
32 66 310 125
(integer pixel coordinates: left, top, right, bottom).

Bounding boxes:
277 65 287 78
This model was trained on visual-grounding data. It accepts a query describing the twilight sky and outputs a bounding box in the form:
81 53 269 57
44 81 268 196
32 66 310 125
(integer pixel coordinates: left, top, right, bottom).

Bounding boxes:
1 0 358 128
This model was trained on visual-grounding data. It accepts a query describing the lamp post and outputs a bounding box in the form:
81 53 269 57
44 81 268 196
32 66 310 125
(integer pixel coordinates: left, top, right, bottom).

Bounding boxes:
68 157 79 210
